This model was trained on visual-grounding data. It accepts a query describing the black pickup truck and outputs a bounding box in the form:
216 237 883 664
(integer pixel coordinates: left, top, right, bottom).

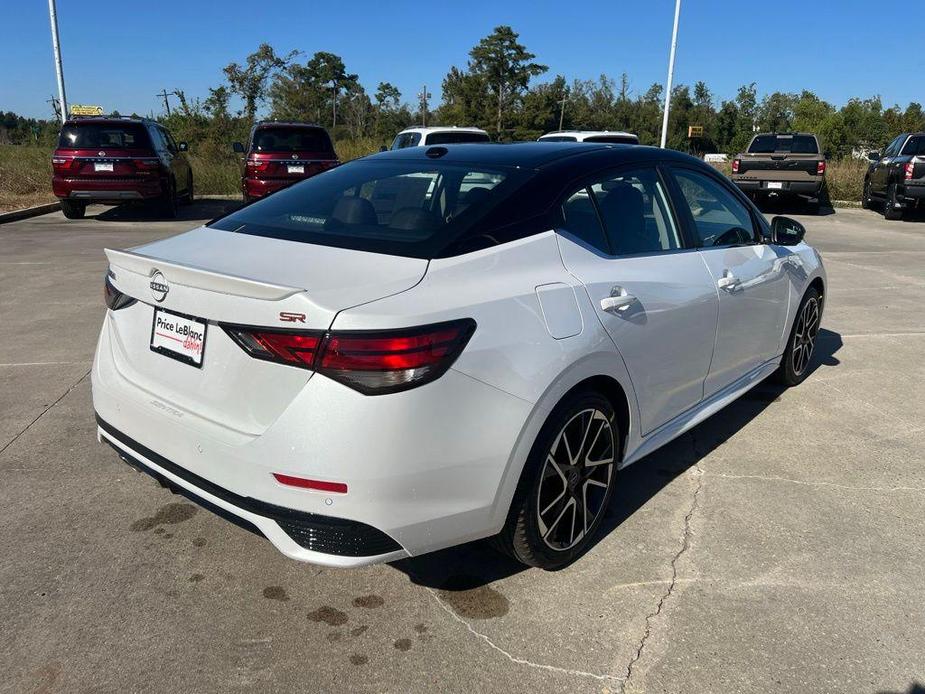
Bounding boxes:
862 132 925 220
730 133 827 211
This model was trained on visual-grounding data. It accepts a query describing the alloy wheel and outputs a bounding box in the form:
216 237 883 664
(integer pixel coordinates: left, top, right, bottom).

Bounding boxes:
536 408 615 551
791 297 820 376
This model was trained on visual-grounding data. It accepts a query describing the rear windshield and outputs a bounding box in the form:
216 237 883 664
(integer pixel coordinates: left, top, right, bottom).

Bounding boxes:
583 135 639 144
424 131 490 145
210 160 526 258
901 136 925 156
748 134 818 154
58 122 151 149
252 127 333 153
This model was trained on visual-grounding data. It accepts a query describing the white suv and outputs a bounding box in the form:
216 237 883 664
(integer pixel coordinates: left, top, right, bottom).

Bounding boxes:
539 130 639 144
390 126 490 149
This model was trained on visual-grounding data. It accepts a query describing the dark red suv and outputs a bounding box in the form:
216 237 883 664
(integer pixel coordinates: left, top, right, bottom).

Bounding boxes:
233 122 339 202
52 117 193 219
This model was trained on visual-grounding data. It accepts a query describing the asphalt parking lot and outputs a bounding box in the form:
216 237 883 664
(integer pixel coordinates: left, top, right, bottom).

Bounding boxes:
1 201 923 693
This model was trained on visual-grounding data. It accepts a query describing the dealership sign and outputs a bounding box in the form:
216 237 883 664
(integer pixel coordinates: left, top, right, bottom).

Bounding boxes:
70 104 104 116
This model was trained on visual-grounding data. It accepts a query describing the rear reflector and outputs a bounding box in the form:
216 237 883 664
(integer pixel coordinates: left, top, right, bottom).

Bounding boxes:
222 318 476 394
273 473 347 494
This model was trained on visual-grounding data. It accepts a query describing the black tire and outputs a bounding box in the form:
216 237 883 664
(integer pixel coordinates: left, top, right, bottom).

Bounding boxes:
776 287 822 387
181 171 194 205
861 178 873 210
159 180 178 218
496 389 619 570
61 200 86 220
884 183 903 220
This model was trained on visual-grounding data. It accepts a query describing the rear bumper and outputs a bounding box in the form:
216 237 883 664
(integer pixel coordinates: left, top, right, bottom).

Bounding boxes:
53 175 163 202
900 182 925 200
97 416 406 565
243 177 298 200
732 177 823 196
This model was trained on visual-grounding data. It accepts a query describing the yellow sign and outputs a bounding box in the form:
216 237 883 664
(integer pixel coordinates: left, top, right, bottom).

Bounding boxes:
688 125 704 138
70 104 104 116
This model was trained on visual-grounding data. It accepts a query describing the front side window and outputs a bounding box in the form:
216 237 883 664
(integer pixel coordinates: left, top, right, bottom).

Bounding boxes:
210 160 522 258
591 168 681 255
390 132 422 150
671 168 757 247
884 136 903 157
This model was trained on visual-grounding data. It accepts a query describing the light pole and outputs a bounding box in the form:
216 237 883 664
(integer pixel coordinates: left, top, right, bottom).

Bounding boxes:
659 0 682 149
47 0 68 123
331 81 338 129
558 95 567 131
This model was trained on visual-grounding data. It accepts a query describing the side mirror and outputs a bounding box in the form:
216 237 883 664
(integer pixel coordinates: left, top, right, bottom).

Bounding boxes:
771 216 805 246
867 151 880 162
232 141 245 154
178 141 188 152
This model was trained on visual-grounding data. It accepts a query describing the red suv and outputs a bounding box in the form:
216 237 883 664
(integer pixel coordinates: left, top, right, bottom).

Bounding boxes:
233 122 339 202
52 117 193 219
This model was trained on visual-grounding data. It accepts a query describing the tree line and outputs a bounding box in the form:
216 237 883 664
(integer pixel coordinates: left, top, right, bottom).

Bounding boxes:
4 25 924 159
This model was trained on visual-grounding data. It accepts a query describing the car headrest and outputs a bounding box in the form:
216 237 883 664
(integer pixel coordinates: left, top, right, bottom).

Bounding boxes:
326 196 378 228
462 187 492 206
388 207 440 232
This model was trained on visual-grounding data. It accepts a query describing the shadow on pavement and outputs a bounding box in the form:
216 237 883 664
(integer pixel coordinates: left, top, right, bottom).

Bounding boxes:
393 329 842 591
89 198 241 223
754 197 835 217
876 683 925 694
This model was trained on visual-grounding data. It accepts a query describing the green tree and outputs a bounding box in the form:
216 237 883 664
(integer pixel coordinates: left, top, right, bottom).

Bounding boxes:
224 44 297 123
468 25 547 135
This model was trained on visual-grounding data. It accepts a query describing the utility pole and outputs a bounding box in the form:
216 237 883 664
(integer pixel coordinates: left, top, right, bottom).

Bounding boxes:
659 0 682 149
47 95 61 121
331 81 338 129
558 95 567 131
417 85 431 127
156 89 177 115
47 0 68 123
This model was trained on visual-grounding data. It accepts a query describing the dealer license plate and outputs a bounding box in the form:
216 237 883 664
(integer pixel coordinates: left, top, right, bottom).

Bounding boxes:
288 165 304 174
150 307 207 367
766 181 783 190
94 162 114 172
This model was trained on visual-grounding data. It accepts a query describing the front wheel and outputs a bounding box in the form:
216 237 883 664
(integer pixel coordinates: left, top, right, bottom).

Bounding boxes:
776 287 822 387
496 390 619 570
861 179 873 209
61 200 86 219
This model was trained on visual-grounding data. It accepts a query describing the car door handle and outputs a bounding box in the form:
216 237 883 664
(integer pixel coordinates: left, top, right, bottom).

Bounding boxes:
717 272 741 292
600 287 636 313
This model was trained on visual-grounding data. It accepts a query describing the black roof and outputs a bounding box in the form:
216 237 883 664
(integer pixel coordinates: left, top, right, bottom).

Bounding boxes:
367 141 702 171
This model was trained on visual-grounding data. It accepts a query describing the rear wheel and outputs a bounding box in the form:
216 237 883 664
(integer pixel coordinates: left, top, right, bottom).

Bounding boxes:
496 390 619 570
181 171 194 205
884 183 904 220
776 287 822 387
61 200 86 220
159 180 178 218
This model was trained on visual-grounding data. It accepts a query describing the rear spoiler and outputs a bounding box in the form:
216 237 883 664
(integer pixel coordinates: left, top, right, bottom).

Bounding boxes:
104 248 304 301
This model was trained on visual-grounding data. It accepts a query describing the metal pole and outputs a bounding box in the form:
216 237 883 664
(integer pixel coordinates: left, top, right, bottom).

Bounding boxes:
422 85 427 127
331 82 337 128
659 0 682 149
47 0 68 123
558 97 567 131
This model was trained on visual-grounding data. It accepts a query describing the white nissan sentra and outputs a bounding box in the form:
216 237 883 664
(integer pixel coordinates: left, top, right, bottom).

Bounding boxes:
93 143 825 570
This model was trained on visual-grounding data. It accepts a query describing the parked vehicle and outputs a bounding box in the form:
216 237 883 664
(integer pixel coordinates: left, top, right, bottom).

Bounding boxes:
52 116 192 219
538 130 639 145
862 132 925 219
233 122 339 202
93 143 825 570
389 126 490 149
730 133 826 211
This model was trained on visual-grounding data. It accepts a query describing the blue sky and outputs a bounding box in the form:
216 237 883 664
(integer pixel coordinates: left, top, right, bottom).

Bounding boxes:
4 0 923 120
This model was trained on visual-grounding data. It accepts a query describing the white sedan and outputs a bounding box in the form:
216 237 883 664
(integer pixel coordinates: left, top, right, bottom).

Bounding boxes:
93 142 825 569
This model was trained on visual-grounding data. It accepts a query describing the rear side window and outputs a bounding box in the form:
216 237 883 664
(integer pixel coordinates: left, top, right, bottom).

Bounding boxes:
210 160 524 258
901 136 925 156
391 132 422 150
583 135 639 145
58 123 152 149
591 169 680 255
252 127 333 153
424 131 490 145
748 135 818 154
671 169 757 247
561 189 609 252
539 136 577 142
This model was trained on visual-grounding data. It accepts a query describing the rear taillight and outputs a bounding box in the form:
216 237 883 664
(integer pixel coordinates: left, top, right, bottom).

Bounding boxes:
104 271 136 311
52 156 77 172
817 160 826 175
732 159 740 174
905 162 914 180
133 158 160 172
223 319 476 395
245 159 271 176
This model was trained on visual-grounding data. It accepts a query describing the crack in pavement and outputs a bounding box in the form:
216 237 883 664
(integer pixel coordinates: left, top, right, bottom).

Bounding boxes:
0 369 90 458
620 433 706 693
426 587 625 684
709 472 925 493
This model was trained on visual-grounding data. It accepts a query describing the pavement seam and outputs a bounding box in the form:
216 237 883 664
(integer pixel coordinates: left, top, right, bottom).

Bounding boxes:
0 369 90 458
425 587 625 684
620 437 705 693
708 472 925 493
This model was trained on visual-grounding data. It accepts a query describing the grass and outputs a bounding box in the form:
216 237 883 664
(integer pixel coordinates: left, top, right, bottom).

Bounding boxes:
1 141 871 212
